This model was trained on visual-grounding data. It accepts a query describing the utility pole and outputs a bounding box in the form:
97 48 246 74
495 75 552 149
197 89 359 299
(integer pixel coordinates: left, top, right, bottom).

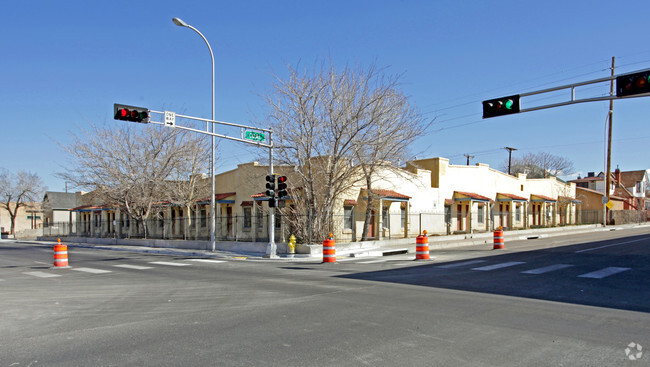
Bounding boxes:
504 147 517 175
604 56 615 226
464 154 474 165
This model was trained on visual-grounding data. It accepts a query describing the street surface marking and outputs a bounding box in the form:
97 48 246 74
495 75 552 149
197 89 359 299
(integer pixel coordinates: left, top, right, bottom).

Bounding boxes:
71 267 112 274
23 271 61 278
472 261 526 271
113 264 153 270
149 261 191 267
186 259 226 264
575 237 649 253
578 267 631 279
436 260 487 269
521 264 574 274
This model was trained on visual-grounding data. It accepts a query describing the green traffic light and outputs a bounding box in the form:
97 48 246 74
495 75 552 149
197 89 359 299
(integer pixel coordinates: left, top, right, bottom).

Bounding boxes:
505 99 513 110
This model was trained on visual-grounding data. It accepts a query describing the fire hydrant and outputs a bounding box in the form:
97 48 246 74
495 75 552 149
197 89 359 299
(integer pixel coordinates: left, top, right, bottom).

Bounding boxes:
288 234 296 255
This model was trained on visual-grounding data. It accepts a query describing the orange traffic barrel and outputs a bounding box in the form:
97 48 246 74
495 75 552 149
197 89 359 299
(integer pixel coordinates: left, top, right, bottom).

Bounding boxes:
493 227 505 249
415 230 430 260
323 234 336 263
53 238 70 268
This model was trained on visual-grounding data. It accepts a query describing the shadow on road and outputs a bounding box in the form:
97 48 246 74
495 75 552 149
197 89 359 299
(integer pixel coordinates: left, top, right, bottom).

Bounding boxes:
338 233 650 313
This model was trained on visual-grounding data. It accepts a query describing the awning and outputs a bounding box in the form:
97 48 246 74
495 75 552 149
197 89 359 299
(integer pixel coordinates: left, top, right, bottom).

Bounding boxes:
497 193 528 202
453 191 492 203
531 194 556 203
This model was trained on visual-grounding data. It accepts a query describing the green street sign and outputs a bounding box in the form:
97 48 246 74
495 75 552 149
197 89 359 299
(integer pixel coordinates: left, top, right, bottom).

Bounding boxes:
244 130 266 142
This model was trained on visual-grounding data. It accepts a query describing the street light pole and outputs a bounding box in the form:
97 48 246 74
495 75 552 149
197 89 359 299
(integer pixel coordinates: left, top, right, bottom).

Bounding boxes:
172 17 217 251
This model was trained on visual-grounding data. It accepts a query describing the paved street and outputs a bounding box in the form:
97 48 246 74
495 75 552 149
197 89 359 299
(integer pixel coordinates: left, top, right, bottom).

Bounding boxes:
1 227 649 366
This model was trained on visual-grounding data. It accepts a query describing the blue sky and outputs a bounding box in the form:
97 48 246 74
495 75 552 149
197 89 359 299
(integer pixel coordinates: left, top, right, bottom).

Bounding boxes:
3 0 650 192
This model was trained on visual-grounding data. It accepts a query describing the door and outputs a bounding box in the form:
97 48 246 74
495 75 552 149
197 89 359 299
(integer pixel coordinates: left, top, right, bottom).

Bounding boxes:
457 204 463 231
226 206 233 237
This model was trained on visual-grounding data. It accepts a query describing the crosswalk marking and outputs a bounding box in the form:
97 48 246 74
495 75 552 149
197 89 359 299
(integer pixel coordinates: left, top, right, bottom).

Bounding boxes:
23 271 61 278
472 261 526 271
149 261 191 267
436 260 487 269
186 259 226 264
521 264 574 275
578 267 631 279
71 267 112 274
113 264 153 270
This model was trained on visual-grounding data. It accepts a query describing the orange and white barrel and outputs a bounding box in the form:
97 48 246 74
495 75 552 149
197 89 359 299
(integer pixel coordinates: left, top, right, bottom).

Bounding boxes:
53 238 70 268
415 231 430 260
323 235 336 263
493 227 505 249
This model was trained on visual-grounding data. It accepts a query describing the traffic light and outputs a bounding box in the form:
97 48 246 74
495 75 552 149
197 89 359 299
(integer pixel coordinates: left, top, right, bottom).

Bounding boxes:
482 95 521 119
114 103 150 123
265 175 276 207
616 71 650 97
277 176 288 199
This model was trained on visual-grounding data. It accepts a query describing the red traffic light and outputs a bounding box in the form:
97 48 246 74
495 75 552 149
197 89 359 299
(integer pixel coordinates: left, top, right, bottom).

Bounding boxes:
114 103 150 123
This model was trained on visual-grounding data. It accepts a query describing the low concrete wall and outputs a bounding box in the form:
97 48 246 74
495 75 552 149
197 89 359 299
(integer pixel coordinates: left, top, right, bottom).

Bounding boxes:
39 236 275 255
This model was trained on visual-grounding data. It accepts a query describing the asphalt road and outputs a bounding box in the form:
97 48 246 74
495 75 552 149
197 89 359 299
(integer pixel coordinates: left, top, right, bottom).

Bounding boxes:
1 227 649 366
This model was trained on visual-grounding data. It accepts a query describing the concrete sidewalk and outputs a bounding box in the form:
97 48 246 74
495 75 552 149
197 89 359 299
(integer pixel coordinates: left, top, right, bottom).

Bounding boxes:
25 223 649 262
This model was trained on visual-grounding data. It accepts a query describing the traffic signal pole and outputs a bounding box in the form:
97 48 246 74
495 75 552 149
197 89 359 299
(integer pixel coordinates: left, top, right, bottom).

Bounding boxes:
266 130 278 258
481 61 650 227
134 109 278 256
605 57 615 226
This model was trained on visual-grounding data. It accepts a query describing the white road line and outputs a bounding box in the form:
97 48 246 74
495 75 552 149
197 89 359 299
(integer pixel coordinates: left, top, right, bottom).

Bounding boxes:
575 237 649 253
186 259 226 264
436 260 487 269
578 267 631 279
149 261 191 267
113 264 153 270
521 264 574 275
23 271 61 278
472 261 526 271
71 267 112 274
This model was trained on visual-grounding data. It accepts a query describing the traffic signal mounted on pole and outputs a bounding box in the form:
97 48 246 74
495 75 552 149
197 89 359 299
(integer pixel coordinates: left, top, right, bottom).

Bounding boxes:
616 70 650 97
265 175 276 208
114 103 150 123
482 95 521 119
277 176 288 199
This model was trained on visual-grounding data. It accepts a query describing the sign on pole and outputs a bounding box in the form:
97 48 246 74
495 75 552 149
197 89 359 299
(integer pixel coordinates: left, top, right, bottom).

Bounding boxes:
164 111 176 127
244 130 266 142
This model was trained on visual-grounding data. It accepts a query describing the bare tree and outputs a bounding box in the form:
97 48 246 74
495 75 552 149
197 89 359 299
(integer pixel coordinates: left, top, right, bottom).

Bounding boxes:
503 151 574 178
263 59 426 242
353 87 428 241
57 123 210 238
0 169 46 235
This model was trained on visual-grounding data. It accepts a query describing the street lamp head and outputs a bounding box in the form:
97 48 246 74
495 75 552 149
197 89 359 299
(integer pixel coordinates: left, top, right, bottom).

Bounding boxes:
172 17 189 27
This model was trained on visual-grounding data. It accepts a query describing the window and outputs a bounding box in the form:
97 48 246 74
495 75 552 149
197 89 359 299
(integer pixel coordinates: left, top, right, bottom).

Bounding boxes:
477 204 484 223
515 204 521 222
243 207 252 229
382 206 389 229
636 181 642 194
444 205 451 224
200 209 207 228
400 206 406 229
257 210 264 228
343 206 354 230
275 209 281 228
26 215 41 220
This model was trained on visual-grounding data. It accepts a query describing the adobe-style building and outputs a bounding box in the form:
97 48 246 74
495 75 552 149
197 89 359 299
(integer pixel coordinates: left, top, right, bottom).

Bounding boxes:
69 156 581 243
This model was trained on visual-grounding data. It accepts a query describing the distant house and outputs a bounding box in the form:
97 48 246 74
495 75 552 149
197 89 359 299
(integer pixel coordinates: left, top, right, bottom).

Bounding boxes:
42 191 82 228
617 170 649 210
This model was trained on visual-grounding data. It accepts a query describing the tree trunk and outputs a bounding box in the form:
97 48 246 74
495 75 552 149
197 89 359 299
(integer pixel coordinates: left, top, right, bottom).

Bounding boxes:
361 174 374 241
